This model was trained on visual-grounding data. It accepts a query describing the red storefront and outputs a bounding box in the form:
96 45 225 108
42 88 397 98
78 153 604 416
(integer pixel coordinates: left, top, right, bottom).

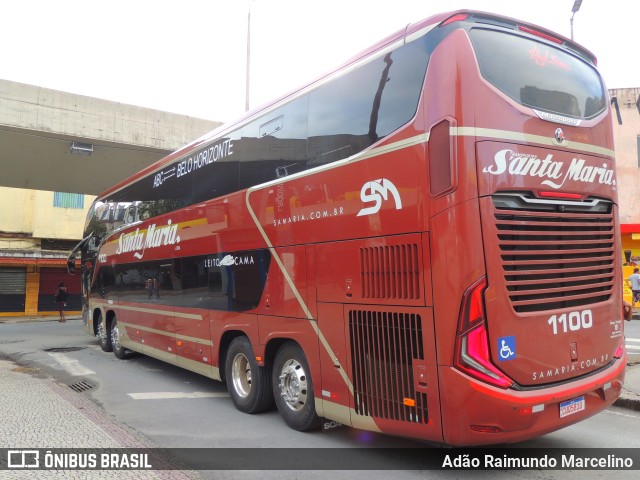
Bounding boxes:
0 254 80 316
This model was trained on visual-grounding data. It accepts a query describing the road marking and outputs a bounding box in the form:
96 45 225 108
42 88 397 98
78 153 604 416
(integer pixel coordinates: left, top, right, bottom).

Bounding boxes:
626 338 640 343
626 345 640 351
48 352 96 376
127 392 230 400
604 409 640 419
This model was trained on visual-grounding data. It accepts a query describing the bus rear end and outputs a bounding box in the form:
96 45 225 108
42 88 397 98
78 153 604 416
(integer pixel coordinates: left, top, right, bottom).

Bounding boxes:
424 12 625 445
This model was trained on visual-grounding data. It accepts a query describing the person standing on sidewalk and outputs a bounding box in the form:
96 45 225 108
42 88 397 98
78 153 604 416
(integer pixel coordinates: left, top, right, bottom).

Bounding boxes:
55 282 68 322
627 268 640 311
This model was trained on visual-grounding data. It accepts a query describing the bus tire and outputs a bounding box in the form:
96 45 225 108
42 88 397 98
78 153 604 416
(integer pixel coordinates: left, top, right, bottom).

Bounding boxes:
272 342 321 431
97 312 112 352
110 316 128 360
225 336 273 414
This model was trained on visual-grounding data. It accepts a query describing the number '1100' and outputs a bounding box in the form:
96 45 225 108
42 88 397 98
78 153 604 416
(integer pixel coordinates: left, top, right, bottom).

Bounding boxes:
547 310 593 335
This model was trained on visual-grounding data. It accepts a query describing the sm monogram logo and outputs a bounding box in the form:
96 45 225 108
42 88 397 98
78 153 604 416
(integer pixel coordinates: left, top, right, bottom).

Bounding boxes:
357 179 403 217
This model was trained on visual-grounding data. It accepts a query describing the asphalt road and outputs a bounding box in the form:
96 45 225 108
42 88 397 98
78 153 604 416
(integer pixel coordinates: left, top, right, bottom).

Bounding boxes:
1 319 639 480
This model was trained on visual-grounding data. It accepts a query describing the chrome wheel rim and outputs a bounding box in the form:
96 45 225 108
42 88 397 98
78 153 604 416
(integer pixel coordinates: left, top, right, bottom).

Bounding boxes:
231 353 252 398
278 359 308 412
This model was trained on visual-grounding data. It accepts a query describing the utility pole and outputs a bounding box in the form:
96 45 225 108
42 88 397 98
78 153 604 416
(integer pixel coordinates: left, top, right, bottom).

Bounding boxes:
245 3 252 112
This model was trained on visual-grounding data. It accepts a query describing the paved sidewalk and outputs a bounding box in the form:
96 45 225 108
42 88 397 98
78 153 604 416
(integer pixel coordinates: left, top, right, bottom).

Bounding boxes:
617 353 640 411
0 356 201 479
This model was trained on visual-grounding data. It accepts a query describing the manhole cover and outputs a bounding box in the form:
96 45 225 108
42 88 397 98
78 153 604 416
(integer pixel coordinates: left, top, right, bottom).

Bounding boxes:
44 346 86 353
69 381 94 393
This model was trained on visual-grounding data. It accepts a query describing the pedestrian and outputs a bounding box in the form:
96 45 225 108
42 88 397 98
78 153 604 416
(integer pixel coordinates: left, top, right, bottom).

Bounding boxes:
627 267 640 311
55 282 69 322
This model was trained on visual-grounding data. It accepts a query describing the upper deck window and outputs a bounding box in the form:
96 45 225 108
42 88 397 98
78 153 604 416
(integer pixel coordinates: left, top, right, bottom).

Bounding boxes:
469 29 606 119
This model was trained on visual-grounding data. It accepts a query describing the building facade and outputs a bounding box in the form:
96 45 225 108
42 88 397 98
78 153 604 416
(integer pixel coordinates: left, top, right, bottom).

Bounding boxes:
610 87 640 303
0 80 222 316
0 188 94 316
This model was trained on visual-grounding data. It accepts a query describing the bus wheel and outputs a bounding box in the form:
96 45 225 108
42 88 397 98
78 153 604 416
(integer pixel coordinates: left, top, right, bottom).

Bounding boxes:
225 336 273 414
97 312 112 352
272 342 321 431
110 316 128 360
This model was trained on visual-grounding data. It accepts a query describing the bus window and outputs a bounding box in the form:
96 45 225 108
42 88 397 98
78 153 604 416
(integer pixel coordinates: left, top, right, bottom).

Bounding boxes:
469 28 606 119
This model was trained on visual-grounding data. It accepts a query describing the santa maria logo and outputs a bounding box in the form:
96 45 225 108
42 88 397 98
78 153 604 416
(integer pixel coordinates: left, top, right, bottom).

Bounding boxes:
482 149 616 190
116 220 180 259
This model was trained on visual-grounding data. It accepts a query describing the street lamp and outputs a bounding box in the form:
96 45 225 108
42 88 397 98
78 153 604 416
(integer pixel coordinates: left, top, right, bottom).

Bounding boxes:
570 0 583 40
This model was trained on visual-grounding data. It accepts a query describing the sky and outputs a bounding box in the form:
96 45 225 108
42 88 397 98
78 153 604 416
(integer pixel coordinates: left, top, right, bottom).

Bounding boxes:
1 0 637 123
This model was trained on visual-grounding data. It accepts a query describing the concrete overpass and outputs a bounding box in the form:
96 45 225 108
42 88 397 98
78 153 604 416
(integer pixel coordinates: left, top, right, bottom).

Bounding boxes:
0 79 223 195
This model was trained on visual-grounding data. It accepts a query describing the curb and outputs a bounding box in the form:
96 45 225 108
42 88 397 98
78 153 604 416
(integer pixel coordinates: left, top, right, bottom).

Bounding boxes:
613 397 640 411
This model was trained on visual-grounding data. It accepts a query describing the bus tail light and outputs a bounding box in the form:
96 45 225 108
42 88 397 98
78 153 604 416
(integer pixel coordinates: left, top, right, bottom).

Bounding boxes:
517 25 563 44
454 278 514 389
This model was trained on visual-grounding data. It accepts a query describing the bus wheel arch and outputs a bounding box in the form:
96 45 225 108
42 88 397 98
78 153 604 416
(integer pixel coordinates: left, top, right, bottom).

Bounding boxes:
223 334 273 414
272 341 321 431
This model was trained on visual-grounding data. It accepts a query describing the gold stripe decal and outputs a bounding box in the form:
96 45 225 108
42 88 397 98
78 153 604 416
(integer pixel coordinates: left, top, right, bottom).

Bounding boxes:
116 304 202 320
119 321 213 347
452 126 615 158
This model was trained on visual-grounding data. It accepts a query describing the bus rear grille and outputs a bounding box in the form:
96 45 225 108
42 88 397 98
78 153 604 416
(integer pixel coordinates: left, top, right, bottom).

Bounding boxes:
493 193 614 313
360 244 420 300
349 310 427 424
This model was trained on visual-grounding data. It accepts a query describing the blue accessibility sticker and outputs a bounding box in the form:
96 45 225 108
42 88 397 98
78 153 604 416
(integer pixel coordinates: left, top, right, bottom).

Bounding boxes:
497 336 516 361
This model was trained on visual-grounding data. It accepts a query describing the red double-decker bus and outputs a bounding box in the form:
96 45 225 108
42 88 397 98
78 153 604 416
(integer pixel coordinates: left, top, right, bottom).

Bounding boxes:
68 10 625 445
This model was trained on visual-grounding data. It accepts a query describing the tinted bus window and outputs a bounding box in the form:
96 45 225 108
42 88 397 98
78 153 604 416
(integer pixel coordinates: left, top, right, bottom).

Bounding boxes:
238 96 309 187
92 266 116 298
308 37 429 165
469 29 606 119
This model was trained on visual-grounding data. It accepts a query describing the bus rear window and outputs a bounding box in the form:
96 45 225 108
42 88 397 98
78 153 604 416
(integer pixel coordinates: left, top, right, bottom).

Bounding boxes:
469 29 605 119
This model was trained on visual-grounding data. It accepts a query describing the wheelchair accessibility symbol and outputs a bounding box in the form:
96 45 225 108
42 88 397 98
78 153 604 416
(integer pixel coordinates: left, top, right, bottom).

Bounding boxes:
498 336 516 361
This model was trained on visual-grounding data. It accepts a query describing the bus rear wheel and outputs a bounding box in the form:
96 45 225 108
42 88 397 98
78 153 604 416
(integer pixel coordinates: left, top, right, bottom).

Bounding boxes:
97 312 112 352
225 336 273 414
272 342 321 431
110 316 128 360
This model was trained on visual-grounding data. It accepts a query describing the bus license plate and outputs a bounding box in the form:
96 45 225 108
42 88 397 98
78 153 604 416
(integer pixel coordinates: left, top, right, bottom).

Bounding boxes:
559 396 585 418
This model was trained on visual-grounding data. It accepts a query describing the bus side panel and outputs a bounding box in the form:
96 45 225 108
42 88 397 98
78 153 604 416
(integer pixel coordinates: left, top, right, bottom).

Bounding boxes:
259 245 309 319
175 307 215 378
132 303 176 365
315 302 352 426
430 199 486 367
315 234 427 307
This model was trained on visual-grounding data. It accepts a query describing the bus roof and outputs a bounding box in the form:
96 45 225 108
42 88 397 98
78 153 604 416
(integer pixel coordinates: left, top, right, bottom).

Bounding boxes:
97 9 598 202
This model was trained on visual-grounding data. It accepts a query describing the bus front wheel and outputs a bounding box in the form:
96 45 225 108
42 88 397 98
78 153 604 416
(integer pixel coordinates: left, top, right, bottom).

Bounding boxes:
272 342 321 431
225 336 273 414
